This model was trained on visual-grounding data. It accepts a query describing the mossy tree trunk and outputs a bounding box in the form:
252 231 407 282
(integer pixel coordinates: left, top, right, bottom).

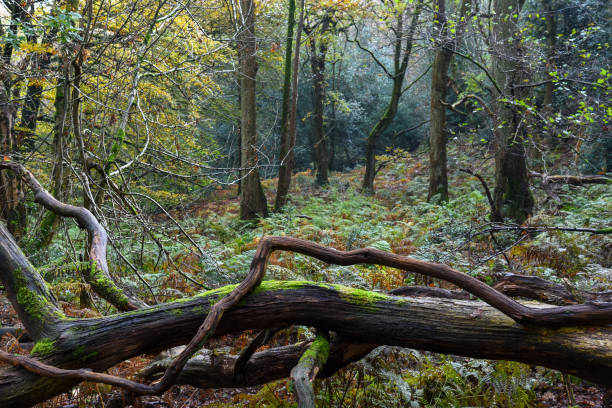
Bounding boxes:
275 0 305 211
238 0 268 220
309 23 330 187
490 0 534 223
0 276 610 406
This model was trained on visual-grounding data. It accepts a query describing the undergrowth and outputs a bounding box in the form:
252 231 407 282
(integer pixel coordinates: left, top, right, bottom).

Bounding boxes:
29 148 611 407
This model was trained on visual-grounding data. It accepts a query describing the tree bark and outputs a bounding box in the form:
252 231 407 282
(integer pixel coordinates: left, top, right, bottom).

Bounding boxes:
239 0 268 219
490 0 534 223
427 0 470 202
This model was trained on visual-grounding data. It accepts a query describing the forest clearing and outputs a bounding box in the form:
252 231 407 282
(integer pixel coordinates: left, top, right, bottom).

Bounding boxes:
0 0 610 406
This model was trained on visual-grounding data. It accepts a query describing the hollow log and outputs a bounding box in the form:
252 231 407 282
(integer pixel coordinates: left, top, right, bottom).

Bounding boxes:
0 281 611 407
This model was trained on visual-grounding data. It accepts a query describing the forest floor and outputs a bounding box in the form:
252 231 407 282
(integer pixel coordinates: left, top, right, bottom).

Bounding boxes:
1 148 611 407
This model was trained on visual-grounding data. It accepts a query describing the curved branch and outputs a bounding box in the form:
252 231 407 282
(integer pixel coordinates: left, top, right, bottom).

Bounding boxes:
0 162 144 311
348 35 393 79
446 48 503 94
459 168 497 218
443 93 494 117
226 237 612 327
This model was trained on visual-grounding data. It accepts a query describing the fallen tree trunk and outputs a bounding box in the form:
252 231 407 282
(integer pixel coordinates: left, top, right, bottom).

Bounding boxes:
139 341 375 389
493 273 612 305
1 280 611 407
530 171 611 186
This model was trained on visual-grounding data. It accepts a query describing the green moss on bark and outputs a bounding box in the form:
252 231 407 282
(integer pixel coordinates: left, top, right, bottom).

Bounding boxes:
298 334 330 366
13 268 65 324
31 338 55 356
73 344 99 362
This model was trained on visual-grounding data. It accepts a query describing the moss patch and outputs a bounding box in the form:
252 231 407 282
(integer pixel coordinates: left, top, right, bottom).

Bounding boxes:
331 284 390 311
85 261 130 309
251 280 313 294
14 267 65 323
298 334 330 367
31 338 55 356
72 344 99 362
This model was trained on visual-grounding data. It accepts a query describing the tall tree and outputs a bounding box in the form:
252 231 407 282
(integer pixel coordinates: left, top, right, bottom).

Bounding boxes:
542 0 556 111
427 0 469 202
275 0 305 210
361 1 422 194
238 0 268 219
307 11 332 186
490 0 533 222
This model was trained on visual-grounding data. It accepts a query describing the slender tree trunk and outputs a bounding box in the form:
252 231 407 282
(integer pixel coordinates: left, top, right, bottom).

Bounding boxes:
0 86 25 239
491 0 533 223
309 31 329 186
427 48 451 202
427 0 469 202
427 0 451 202
543 0 556 111
275 0 296 209
362 81 402 193
239 0 268 219
275 0 304 210
236 80 241 197
361 4 421 194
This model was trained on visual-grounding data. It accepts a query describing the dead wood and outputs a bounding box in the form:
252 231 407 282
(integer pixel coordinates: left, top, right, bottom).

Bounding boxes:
0 162 144 311
290 330 330 408
530 171 610 186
